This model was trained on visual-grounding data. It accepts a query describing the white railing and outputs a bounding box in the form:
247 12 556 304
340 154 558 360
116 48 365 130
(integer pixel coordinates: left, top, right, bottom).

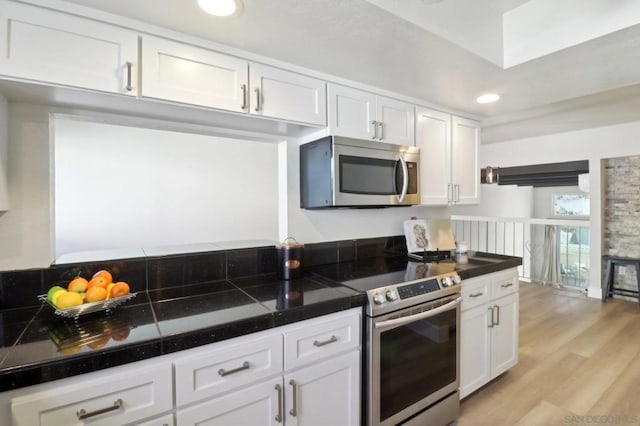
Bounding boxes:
451 215 591 289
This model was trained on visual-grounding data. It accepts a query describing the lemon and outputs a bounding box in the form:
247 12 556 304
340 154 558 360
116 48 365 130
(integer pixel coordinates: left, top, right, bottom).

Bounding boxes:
55 291 83 309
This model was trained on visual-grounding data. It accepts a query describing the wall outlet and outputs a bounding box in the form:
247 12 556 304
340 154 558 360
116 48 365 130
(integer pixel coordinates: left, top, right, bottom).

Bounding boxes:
619 266 626 276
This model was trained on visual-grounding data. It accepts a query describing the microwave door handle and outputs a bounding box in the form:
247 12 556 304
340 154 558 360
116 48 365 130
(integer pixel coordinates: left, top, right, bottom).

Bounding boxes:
396 154 409 203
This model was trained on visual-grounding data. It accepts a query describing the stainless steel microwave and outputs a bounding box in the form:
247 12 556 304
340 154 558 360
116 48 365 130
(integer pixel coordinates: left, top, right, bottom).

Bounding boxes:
300 136 420 208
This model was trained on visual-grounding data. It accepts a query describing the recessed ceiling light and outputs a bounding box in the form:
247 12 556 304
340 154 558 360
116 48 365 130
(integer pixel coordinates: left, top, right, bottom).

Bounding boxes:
476 93 501 104
198 0 241 17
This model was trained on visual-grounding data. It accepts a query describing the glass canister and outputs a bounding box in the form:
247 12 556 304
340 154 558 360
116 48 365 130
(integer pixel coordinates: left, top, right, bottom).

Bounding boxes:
276 237 304 280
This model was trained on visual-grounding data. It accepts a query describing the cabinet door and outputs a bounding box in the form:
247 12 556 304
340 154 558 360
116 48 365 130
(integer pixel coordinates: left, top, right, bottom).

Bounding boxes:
491 293 519 378
176 378 283 426
416 107 451 205
451 116 480 205
375 96 415 146
250 63 326 126
460 305 492 399
141 35 248 112
327 84 376 140
285 351 360 426
0 2 138 95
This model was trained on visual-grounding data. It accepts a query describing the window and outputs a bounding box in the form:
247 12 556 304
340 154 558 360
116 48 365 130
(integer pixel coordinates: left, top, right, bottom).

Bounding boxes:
553 194 590 217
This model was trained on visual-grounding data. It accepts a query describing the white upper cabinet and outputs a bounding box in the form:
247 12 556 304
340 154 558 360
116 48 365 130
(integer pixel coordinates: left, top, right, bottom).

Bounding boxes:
250 63 327 126
0 1 138 95
327 84 376 139
375 96 415 146
416 107 480 205
451 116 481 204
328 83 415 145
142 35 326 126
141 35 248 112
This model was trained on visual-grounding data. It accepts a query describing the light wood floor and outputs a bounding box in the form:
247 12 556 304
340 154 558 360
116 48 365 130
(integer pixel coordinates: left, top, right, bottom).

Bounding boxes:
458 282 640 426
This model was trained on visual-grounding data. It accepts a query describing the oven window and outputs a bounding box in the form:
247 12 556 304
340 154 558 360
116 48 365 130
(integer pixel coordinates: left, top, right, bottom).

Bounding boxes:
339 155 399 195
379 309 457 422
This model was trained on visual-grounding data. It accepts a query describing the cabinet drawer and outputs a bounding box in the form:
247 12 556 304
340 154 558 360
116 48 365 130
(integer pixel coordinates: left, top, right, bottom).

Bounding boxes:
174 332 283 406
284 309 360 370
10 362 172 426
492 269 519 299
461 276 491 311
130 413 174 426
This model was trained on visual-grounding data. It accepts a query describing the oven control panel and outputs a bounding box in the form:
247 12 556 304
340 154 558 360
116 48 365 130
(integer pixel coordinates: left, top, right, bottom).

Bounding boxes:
397 278 440 299
368 272 461 311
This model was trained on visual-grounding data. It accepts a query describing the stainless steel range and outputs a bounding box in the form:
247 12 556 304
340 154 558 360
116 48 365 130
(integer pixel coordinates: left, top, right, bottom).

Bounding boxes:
318 258 462 426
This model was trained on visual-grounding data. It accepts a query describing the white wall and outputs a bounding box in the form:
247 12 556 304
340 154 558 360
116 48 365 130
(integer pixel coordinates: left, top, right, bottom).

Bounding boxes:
0 103 54 270
53 119 279 256
478 120 640 298
451 184 533 218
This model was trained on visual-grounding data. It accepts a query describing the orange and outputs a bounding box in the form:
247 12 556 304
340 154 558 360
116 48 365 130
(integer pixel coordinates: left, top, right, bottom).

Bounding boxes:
85 286 108 303
55 291 83 309
67 277 89 293
88 275 110 289
92 270 113 284
105 283 115 300
110 282 130 298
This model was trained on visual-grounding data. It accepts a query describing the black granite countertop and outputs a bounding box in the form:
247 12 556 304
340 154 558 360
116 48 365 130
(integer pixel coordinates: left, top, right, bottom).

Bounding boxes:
0 274 363 392
0 249 520 392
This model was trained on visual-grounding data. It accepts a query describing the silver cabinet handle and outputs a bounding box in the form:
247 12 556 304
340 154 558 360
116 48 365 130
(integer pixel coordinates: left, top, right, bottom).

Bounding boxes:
371 120 378 139
254 88 262 111
275 384 283 423
77 399 123 420
378 121 384 140
488 306 494 328
313 335 338 347
494 304 500 326
241 84 247 110
218 361 250 377
469 292 483 298
289 379 298 417
125 62 133 91
447 183 453 203
454 184 460 202
501 282 514 288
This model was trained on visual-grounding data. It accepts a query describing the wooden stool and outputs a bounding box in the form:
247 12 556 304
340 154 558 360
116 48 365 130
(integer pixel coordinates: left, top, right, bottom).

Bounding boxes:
602 255 640 303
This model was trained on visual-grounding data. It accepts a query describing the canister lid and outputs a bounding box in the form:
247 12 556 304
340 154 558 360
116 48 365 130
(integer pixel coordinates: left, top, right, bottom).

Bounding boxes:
277 237 304 249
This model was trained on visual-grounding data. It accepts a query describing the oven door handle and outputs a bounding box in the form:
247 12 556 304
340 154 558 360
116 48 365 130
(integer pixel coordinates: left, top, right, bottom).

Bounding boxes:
374 296 462 330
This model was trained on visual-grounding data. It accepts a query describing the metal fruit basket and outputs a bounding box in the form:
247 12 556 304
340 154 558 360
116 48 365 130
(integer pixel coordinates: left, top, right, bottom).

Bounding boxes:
38 293 137 320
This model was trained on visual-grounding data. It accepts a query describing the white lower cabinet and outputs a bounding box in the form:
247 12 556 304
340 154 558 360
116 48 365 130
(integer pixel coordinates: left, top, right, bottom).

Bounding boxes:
174 308 362 426
177 350 360 426
0 309 361 426
284 351 360 426
6 360 173 426
177 378 282 426
460 268 519 399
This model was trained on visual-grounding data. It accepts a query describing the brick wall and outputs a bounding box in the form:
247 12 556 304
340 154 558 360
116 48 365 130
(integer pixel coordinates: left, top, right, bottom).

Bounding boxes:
604 155 640 292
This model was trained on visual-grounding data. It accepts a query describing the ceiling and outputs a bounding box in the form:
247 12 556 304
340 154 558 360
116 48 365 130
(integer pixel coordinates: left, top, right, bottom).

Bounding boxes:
60 0 640 141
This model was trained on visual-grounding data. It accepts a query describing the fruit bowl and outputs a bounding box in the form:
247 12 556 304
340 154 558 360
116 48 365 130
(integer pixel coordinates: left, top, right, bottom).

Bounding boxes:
38 293 137 319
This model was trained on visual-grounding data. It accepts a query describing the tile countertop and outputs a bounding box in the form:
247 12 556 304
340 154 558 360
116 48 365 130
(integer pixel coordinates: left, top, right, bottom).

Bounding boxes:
0 251 520 392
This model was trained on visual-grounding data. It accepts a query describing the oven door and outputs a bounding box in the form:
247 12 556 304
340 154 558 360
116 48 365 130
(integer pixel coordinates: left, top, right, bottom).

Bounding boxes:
333 142 419 206
368 294 461 426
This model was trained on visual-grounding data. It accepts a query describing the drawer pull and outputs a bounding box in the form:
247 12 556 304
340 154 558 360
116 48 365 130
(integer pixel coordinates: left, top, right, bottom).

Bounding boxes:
275 384 283 423
289 379 298 417
76 398 123 420
501 282 514 288
469 292 484 298
313 335 338 347
218 361 250 377
125 62 133 91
